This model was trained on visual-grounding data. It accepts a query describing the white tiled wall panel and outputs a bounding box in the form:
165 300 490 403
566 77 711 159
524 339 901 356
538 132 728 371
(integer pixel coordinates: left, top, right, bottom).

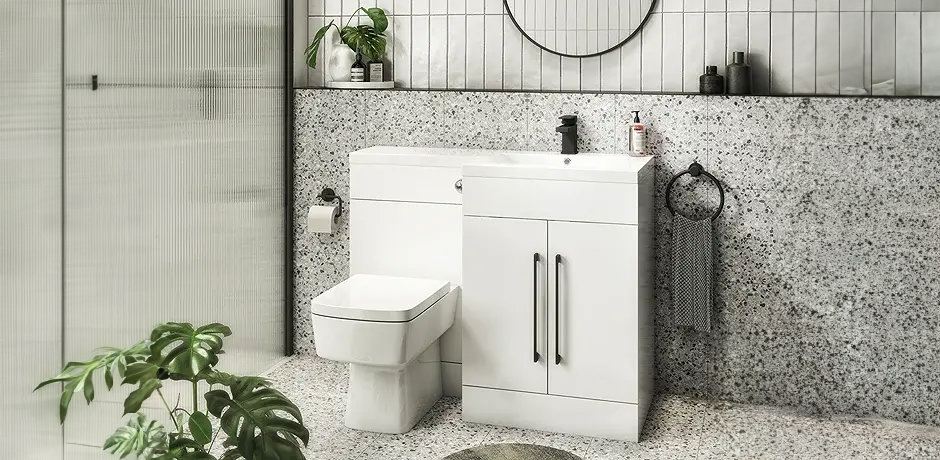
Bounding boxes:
306 1 940 94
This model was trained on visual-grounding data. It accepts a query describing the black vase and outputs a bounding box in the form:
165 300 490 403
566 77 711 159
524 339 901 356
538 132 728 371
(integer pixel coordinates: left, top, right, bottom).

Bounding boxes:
726 51 751 95
699 66 724 95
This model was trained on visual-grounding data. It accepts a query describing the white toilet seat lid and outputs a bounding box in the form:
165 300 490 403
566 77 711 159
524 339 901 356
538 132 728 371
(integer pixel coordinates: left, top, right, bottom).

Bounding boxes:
311 274 450 322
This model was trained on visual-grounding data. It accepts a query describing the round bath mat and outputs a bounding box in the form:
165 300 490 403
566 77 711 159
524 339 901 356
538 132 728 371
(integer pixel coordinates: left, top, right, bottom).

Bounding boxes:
442 443 583 460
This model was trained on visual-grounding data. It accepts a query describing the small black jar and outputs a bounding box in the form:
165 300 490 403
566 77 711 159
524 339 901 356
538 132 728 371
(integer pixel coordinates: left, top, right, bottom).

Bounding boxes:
699 66 724 94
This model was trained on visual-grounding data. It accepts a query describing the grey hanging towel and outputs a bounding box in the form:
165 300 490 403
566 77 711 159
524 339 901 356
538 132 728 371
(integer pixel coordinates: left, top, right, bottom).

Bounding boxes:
672 213 713 332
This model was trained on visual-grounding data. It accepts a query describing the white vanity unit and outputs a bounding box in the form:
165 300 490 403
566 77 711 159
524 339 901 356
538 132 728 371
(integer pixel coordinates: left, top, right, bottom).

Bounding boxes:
460 153 655 442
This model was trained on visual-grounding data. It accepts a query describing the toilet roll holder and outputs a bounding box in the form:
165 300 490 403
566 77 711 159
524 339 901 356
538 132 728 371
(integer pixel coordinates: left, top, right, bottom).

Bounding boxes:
317 187 344 222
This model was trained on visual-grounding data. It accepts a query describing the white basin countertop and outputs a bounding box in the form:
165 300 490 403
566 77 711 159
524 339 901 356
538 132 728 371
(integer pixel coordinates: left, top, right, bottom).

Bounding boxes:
464 151 654 184
351 146 655 183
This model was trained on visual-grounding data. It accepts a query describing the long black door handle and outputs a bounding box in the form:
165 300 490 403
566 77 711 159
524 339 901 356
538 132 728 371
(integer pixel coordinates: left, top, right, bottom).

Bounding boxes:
533 253 541 363
554 254 562 365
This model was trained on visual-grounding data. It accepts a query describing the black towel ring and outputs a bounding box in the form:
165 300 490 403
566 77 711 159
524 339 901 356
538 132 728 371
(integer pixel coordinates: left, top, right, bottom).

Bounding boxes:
665 162 725 221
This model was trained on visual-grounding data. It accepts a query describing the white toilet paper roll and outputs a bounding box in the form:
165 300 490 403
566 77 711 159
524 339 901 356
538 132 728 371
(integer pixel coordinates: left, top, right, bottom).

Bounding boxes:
307 205 339 234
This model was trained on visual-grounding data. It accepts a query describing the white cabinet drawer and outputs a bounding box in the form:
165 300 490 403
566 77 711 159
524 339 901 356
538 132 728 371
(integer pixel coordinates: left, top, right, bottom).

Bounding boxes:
351 164 463 204
462 176 639 224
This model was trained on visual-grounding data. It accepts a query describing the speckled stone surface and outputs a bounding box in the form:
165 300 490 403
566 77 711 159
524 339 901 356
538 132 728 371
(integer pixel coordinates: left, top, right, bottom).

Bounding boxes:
293 89 940 427
267 355 940 459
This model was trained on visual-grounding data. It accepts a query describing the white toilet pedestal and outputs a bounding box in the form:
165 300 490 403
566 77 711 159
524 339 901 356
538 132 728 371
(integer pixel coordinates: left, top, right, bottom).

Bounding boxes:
345 340 443 434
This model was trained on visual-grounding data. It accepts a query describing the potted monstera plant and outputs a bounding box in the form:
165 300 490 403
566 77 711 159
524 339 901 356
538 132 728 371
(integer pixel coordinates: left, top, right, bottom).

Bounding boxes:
35 322 309 460
305 7 388 82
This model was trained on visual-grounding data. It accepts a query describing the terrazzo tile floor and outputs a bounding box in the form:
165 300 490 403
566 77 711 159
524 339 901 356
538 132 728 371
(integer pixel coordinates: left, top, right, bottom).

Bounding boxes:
268 356 940 459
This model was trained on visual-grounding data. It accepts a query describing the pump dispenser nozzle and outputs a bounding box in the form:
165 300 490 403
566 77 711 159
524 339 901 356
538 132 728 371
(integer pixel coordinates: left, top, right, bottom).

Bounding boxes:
632 111 641 123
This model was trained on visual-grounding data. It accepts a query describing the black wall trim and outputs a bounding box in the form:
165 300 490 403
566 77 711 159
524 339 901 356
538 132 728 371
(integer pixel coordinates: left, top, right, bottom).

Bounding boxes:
284 0 296 356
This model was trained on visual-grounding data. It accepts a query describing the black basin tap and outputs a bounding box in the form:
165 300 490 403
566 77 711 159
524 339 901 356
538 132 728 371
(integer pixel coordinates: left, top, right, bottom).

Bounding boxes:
556 115 578 155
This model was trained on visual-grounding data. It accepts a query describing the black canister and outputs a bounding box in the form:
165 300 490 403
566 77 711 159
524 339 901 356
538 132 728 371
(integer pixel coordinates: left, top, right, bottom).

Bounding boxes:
699 66 724 94
726 51 751 95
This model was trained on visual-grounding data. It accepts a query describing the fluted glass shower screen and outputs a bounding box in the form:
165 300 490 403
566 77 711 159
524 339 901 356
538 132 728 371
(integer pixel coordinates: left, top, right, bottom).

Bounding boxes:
1 1 291 458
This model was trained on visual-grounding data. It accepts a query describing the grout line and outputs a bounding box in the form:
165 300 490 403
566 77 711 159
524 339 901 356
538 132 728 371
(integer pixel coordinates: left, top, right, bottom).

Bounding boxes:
445 8 450 89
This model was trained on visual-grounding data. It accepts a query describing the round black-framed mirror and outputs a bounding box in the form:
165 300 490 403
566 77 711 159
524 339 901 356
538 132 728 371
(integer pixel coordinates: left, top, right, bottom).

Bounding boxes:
503 0 658 58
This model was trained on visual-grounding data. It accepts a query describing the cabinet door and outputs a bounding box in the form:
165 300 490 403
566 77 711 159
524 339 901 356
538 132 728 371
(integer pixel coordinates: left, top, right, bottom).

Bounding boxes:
463 216 547 394
548 221 638 403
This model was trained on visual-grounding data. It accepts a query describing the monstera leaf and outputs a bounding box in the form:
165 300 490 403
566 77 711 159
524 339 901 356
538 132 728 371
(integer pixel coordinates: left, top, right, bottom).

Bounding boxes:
340 24 386 61
34 341 150 422
361 7 388 33
104 414 168 459
205 377 309 460
149 322 231 378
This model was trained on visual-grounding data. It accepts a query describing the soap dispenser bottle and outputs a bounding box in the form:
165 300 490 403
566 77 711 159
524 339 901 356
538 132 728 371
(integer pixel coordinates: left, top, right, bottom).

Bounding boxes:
629 111 648 156
350 53 366 82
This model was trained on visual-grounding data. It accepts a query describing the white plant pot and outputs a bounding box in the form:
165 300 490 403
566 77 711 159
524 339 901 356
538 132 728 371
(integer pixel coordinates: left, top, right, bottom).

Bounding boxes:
329 47 356 82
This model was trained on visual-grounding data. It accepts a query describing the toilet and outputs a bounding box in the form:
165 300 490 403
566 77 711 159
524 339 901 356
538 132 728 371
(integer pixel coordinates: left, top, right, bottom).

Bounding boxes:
310 146 481 434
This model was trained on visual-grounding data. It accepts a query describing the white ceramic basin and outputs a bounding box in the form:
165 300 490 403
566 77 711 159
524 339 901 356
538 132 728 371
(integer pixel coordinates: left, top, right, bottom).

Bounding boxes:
463 152 653 183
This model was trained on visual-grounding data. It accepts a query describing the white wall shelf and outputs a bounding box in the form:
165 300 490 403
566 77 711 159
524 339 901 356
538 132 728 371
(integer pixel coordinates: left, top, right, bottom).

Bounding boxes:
326 81 395 89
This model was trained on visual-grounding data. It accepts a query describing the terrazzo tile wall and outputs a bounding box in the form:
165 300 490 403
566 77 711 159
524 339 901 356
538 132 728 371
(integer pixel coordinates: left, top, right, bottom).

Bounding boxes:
293 89 940 427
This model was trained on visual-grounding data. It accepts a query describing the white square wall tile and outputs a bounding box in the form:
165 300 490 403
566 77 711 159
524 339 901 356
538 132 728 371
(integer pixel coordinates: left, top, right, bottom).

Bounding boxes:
430 1 447 14
792 0 815 11
466 14 486 88
392 15 411 86
683 13 706 92
924 0 940 12
792 11 816 92
309 0 325 16
872 0 895 11
770 0 791 11
661 13 685 91
815 12 840 94
324 0 342 15
662 0 684 12
466 0 485 14
895 12 922 95
686 0 706 12
447 15 467 88
393 0 410 14
704 12 727 68
749 0 770 11
839 12 865 93
429 15 448 88
483 14 504 89
411 15 430 88
896 0 921 11
871 12 896 93
705 0 726 11
448 0 465 14
922 13 940 94
769 12 793 93
412 0 430 14
840 0 865 11
748 12 770 94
